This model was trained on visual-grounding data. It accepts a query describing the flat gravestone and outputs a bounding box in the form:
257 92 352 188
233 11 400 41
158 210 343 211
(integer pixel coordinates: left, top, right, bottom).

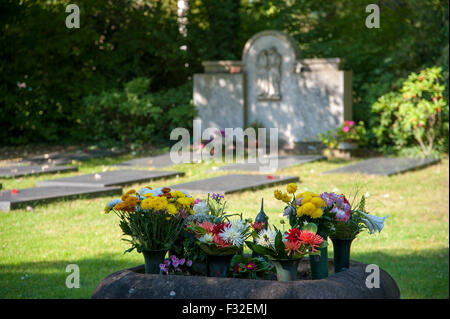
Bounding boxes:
26 148 127 165
36 170 185 188
0 186 122 212
0 165 78 178
170 174 299 194
323 157 440 176
218 155 325 172
115 153 174 168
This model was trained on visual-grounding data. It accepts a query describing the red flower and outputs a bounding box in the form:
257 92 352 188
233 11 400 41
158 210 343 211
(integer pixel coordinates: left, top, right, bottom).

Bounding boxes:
285 228 302 244
299 230 324 252
245 262 256 270
251 222 264 231
212 234 231 248
11 189 19 195
212 221 227 235
266 175 274 180
233 264 241 273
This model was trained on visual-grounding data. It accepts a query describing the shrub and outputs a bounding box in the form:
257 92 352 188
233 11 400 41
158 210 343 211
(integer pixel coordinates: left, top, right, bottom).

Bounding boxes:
371 67 449 157
319 121 368 149
80 78 195 147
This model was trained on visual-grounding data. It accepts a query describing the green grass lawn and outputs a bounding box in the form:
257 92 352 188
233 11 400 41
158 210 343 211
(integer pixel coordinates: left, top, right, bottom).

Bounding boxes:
0 155 448 298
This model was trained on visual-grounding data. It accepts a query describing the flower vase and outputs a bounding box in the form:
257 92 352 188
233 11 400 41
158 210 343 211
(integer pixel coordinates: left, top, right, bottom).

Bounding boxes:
142 249 168 274
272 259 301 281
206 254 234 277
331 237 354 273
309 233 329 280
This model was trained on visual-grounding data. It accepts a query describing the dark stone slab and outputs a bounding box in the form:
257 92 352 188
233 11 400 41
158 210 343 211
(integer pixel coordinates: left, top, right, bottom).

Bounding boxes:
115 153 174 168
0 165 78 178
323 157 441 176
170 174 299 194
0 186 122 212
25 148 127 165
37 170 185 188
91 259 400 299
218 155 325 172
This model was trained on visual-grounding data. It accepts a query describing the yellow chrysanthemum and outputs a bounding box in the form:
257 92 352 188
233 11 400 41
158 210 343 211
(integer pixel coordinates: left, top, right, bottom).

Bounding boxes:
311 197 326 208
301 202 316 215
166 204 178 215
282 193 291 203
171 190 186 198
274 190 283 200
286 183 297 194
141 196 168 211
301 193 313 203
177 197 194 208
296 205 305 217
311 207 323 219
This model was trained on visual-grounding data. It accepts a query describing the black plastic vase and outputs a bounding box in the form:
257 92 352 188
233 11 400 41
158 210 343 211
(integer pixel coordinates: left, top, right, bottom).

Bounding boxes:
142 250 168 274
331 238 354 273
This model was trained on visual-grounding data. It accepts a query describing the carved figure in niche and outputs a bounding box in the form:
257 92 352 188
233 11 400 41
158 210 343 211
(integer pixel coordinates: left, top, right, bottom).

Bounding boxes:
256 47 281 100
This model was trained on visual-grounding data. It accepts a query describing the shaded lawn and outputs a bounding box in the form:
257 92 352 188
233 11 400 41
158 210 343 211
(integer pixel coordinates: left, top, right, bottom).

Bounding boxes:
0 156 448 298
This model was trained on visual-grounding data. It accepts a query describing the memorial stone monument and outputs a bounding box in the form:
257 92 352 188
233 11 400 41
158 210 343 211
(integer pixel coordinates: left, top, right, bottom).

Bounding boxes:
193 30 352 149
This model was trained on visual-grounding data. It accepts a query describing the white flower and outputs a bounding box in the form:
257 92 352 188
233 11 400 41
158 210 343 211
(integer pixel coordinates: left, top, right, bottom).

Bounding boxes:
227 219 247 233
361 212 389 234
198 233 213 243
193 201 210 215
219 225 244 247
256 229 276 248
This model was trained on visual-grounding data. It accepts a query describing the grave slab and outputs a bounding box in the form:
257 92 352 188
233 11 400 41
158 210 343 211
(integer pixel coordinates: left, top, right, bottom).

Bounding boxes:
170 174 299 194
0 165 78 178
37 170 185 188
115 153 174 168
26 148 127 165
218 155 325 172
323 157 440 176
0 186 122 212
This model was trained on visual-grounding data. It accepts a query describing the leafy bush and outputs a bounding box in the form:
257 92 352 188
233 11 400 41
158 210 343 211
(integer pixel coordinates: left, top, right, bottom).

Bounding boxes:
319 121 368 149
371 67 449 157
0 0 187 146
80 78 195 146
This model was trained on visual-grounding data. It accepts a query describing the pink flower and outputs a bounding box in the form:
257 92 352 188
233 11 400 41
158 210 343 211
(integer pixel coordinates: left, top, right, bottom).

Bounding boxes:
342 126 350 133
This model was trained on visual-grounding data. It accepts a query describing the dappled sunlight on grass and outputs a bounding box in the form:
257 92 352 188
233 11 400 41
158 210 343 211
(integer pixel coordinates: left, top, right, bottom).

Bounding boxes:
0 157 448 298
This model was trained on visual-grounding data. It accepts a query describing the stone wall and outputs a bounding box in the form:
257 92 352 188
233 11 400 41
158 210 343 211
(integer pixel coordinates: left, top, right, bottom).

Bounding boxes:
193 30 352 149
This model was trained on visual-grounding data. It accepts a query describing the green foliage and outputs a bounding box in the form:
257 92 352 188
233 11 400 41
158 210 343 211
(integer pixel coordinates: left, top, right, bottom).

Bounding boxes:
113 209 186 253
229 254 274 279
319 121 368 149
1 0 188 146
371 67 449 157
80 78 194 146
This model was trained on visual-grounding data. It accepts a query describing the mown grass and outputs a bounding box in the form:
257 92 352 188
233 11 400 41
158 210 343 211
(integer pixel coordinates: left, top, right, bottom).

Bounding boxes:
0 155 448 298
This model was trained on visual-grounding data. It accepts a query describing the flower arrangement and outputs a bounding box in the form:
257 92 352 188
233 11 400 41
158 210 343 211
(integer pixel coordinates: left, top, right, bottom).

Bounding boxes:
105 186 194 253
326 193 389 239
276 183 334 236
319 120 368 149
186 218 251 255
229 255 274 280
159 255 193 275
246 225 327 260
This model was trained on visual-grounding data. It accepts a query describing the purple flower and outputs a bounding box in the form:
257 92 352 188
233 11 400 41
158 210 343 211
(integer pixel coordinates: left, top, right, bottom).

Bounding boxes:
164 259 171 266
211 193 224 201
159 264 168 274
283 206 293 217
170 255 178 263
186 260 193 267
179 258 185 266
